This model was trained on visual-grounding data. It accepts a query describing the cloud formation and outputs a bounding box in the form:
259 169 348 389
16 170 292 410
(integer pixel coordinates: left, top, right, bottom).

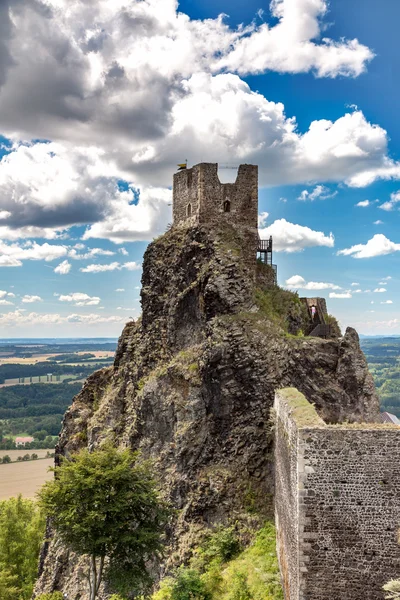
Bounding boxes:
260 219 334 252
54 260 71 275
22 295 43 303
0 310 124 328
1 0 397 244
58 292 101 306
285 275 341 290
329 292 352 299
80 261 141 273
379 191 400 211
338 234 400 258
297 185 337 201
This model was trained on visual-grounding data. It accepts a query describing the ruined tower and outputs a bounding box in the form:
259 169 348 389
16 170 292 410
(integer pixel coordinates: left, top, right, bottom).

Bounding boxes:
173 162 258 229
173 162 260 273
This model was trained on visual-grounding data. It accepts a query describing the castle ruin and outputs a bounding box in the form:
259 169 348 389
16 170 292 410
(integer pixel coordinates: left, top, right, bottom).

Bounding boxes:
173 162 276 280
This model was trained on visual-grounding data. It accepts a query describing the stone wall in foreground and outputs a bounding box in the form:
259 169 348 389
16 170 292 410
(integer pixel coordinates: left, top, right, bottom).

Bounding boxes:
274 388 400 600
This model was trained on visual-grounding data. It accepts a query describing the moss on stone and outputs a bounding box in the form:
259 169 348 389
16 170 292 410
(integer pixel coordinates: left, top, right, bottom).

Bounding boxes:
277 388 325 429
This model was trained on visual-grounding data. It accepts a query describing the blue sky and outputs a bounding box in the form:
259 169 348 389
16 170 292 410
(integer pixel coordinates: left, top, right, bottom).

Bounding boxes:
0 0 399 336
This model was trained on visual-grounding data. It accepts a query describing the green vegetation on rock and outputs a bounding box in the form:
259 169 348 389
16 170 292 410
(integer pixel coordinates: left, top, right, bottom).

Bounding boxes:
254 287 308 336
154 523 283 600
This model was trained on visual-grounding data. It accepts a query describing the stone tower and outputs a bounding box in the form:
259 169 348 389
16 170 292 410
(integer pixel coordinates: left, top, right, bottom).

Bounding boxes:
173 162 258 229
173 163 259 274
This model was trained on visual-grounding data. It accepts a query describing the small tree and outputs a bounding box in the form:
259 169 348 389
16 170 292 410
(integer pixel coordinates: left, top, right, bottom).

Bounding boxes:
38 445 169 600
2 455 11 464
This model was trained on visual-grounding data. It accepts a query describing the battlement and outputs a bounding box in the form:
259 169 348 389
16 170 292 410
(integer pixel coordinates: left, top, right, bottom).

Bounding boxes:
173 163 258 229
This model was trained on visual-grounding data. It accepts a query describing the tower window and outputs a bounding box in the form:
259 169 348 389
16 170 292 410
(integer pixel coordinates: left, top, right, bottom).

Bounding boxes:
223 200 231 213
187 203 192 217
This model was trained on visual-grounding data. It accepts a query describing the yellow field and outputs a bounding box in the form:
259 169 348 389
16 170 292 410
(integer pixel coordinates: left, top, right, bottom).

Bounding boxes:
0 354 56 365
0 458 54 500
0 350 114 365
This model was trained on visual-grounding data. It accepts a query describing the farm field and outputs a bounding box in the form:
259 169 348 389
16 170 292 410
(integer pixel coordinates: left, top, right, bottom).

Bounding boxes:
0 458 53 500
0 449 51 460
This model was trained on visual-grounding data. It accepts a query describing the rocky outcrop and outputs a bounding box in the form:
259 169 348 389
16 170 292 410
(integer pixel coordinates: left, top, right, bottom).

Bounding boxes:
33 224 379 599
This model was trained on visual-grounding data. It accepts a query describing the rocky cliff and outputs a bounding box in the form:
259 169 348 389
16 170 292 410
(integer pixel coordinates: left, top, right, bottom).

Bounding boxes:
34 223 379 599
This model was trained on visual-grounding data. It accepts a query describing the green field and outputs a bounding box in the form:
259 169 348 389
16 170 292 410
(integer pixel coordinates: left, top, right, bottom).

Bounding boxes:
361 336 400 418
2 374 77 386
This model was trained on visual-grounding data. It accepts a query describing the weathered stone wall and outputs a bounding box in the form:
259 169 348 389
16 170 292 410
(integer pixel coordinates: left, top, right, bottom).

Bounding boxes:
274 388 400 600
173 163 258 229
173 162 258 274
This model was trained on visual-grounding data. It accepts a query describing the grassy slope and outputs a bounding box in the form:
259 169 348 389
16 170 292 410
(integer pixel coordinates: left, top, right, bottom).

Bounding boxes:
154 522 283 600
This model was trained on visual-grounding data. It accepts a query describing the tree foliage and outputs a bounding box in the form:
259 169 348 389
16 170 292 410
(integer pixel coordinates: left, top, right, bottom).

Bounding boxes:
0 496 45 600
38 444 170 599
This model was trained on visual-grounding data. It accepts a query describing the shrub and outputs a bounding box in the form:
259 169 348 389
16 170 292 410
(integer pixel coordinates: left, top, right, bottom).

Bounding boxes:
228 572 253 600
198 526 240 566
36 593 64 600
169 568 211 600
325 314 342 338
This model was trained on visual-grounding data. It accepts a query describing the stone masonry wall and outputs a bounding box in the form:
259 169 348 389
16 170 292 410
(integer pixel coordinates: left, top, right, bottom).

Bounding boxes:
173 162 259 274
173 163 258 229
274 388 400 600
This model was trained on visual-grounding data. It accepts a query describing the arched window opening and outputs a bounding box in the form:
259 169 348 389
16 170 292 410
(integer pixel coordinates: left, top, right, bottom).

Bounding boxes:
223 200 231 213
187 203 192 217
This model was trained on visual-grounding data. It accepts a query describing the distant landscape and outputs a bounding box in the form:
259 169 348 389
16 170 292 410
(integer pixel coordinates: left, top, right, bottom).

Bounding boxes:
0 336 398 501
360 336 400 418
0 339 117 499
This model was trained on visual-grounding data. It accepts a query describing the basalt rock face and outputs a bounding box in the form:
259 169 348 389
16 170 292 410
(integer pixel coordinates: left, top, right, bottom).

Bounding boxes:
33 224 380 599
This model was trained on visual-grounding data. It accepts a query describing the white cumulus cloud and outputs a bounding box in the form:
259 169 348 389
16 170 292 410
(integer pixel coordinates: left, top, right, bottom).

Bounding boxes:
329 292 352 299
285 275 341 290
356 200 370 207
297 185 337 201
379 191 400 211
259 219 334 252
58 292 101 306
54 260 71 275
22 295 43 303
338 234 400 258
80 261 142 273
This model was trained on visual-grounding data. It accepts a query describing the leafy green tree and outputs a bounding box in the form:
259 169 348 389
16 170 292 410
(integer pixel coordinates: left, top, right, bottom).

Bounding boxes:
2 455 11 464
38 445 170 600
33 430 48 441
0 567 20 600
0 496 45 600
31 453 38 460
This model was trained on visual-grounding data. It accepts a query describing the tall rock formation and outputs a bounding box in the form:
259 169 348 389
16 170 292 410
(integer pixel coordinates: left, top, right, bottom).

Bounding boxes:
34 221 379 599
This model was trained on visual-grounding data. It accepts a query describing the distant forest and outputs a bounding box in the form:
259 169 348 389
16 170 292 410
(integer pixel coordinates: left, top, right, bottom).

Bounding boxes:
361 337 400 418
0 382 82 442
